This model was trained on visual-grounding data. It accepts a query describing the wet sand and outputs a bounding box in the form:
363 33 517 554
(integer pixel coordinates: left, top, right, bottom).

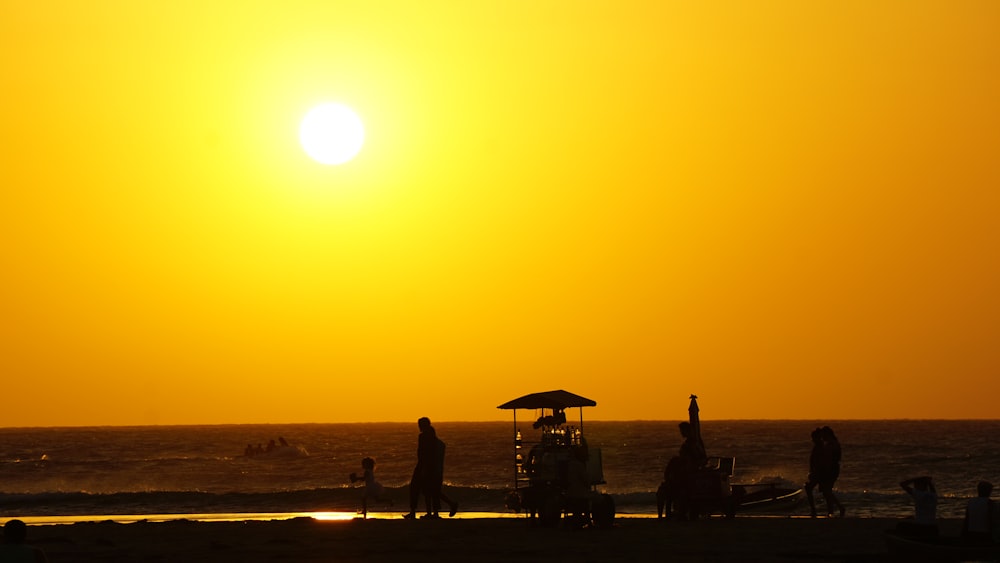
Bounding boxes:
16 515 944 562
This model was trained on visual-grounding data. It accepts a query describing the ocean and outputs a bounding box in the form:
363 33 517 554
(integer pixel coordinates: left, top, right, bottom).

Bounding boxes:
2 420 998 521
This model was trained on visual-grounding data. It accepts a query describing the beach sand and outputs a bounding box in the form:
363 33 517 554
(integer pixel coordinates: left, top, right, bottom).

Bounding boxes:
17 515 946 563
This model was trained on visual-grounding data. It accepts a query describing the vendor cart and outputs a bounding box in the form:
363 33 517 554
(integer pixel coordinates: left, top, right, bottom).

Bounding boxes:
498 390 614 527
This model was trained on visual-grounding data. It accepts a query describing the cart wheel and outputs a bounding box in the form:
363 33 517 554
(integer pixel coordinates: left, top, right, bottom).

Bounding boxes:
504 490 522 513
725 497 737 519
538 492 562 528
727 485 744 518
592 493 615 528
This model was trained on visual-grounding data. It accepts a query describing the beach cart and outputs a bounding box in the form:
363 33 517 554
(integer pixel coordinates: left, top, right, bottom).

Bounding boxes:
498 390 615 527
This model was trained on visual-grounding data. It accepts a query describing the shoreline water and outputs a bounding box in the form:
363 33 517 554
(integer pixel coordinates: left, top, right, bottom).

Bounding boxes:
4 420 998 524
14 511 530 526
13 515 939 563
12 510 884 526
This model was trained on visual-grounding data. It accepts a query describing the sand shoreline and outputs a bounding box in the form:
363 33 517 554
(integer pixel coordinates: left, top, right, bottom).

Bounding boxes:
12 515 940 562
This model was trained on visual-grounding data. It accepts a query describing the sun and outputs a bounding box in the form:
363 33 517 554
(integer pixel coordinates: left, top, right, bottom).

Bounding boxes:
299 103 365 165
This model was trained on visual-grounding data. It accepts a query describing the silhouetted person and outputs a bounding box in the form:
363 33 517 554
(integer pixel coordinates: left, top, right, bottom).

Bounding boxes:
405 417 455 519
350 456 386 519
657 395 707 519
809 426 845 517
0 519 48 563
962 481 996 544
804 428 824 517
423 425 458 518
898 476 938 537
532 409 567 429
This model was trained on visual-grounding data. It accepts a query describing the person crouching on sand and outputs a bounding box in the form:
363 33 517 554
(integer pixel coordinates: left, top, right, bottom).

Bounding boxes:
350 457 387 519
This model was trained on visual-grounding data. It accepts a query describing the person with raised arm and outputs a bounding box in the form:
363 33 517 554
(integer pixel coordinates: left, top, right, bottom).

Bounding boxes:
898 476 938 537
657 394 708 519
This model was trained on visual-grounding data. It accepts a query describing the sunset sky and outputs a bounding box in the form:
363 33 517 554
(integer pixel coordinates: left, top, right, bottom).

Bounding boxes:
2 2 998 426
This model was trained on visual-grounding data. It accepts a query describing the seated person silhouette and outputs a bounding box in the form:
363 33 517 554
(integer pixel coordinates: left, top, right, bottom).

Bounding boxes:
962 481 996 544
0 519 48 563
897 476 938 537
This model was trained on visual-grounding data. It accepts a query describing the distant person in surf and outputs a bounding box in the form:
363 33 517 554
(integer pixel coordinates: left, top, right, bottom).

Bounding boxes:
0 519 48 563
350 456 387 519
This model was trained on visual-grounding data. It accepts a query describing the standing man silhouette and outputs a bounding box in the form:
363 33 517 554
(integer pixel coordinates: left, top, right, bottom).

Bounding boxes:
404 417 435 519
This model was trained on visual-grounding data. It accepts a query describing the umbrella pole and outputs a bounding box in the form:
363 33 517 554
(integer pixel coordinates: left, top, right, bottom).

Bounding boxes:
513 410 518 490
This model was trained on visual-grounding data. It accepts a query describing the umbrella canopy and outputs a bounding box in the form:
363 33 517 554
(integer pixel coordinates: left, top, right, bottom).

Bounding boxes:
497 389 597 410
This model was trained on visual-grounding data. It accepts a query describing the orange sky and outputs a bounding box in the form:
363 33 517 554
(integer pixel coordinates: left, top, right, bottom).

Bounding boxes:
2 2 998 426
